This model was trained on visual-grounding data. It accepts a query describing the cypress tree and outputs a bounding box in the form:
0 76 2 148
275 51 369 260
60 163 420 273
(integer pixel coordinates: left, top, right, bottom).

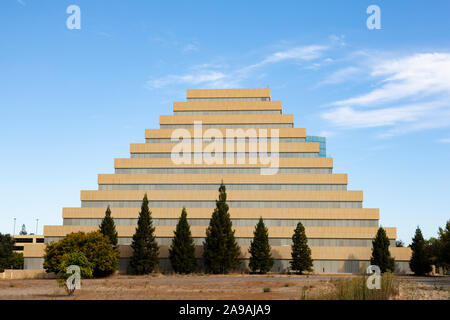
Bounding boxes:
169 207 196 274
99 206 118 247
437 220 450 271
249 217 273 274
409 226 432 276
290 222 313 274
128 194 159 274
203 183 241 274
370 227 395 273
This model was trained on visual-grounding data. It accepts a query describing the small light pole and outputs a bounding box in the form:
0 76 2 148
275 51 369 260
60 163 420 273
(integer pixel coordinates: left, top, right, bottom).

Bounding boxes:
35 219 39 235
13 218 16 235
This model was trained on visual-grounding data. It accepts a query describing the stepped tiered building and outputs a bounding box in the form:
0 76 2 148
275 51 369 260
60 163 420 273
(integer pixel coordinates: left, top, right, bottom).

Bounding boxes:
25 88 412 273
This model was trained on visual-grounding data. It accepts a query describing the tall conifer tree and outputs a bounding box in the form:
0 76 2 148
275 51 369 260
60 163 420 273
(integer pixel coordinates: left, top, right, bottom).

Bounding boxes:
99 206 118 247
129 194 159 274
169 208 196 274
410 226 432 275
370 227 395 273
203 183 241 273
249 217 273 274
290 222 313 274
437 220 450 270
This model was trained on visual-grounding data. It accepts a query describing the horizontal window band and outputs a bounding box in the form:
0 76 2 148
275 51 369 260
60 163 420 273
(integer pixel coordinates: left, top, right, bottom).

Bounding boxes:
115 168 333 174
45 236 392 247
186 97 270 101
98 184 347 191
160 124 293 129
145 138 306 143
61 207 379 220
81 200 362 208
63 218 377 227
130 152 319 158
174 110 281 115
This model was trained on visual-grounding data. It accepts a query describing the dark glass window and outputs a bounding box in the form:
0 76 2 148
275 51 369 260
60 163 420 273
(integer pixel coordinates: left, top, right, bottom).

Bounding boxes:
15 238 33 243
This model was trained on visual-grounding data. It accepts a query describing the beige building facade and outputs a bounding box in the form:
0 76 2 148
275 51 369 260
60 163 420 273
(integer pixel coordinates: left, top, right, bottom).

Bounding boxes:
24 88 411 273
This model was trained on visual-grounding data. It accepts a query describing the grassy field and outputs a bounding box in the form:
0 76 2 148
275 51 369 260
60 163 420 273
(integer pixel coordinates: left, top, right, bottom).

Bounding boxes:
0 274 449 300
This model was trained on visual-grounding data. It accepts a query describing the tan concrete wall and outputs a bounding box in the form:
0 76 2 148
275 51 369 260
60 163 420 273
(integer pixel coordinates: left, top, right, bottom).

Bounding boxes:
97 173 348 185
186 88 271 99
146 128 306 138
21 243 45 258
114 157 333 168
159 114 293 125
173 100 282 111
0 269 55 280
130 142 319 153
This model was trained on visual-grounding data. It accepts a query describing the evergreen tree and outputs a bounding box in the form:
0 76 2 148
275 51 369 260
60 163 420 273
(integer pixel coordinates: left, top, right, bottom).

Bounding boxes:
248 217 273 274
203 183 241 273
425 237 441 268
169 208 196 274
19 224 27 235
437 220 450 271
0 233 24 272
290 222 313 274
128 194 159 274
370 227 395 273
99 206 118 247
409 226 432 276
395 240 405 247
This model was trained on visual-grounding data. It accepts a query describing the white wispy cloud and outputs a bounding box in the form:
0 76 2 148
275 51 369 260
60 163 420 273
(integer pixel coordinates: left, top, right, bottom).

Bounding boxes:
318 130 335 138
317 66 360 86
322 102 443 129
182 43 199 53
17 0 25 6
146 44 330 89
332 53 450 107
263 45 328 63
241 45 328 73
437 137 450 143
321 52 450 137
96 31 112 38
146 71 230 89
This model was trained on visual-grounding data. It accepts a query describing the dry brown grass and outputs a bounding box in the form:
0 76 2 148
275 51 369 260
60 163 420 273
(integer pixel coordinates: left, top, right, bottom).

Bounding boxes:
0 274 448 300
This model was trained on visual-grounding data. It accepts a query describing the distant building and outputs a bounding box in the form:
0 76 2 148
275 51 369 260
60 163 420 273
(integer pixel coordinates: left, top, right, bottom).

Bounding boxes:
12 235 44 269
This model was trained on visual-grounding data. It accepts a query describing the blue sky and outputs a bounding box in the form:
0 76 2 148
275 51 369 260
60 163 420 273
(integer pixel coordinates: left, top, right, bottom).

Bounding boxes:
0 0 449 244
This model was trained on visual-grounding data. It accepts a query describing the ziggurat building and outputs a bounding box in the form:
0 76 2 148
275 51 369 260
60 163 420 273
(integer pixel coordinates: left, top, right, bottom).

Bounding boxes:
24 89 412 273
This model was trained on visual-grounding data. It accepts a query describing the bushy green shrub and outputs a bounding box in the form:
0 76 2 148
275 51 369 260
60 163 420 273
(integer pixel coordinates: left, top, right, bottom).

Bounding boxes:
56 251 94 295
44 231 119 278
59 251 94 279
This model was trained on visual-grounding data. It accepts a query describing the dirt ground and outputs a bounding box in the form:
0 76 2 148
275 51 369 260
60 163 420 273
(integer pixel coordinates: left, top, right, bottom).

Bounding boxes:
0 274 449 300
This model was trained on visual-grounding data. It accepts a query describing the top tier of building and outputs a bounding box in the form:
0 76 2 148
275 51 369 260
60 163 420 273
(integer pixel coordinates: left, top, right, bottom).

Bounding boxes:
187 88 271 100
175 89 281 114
